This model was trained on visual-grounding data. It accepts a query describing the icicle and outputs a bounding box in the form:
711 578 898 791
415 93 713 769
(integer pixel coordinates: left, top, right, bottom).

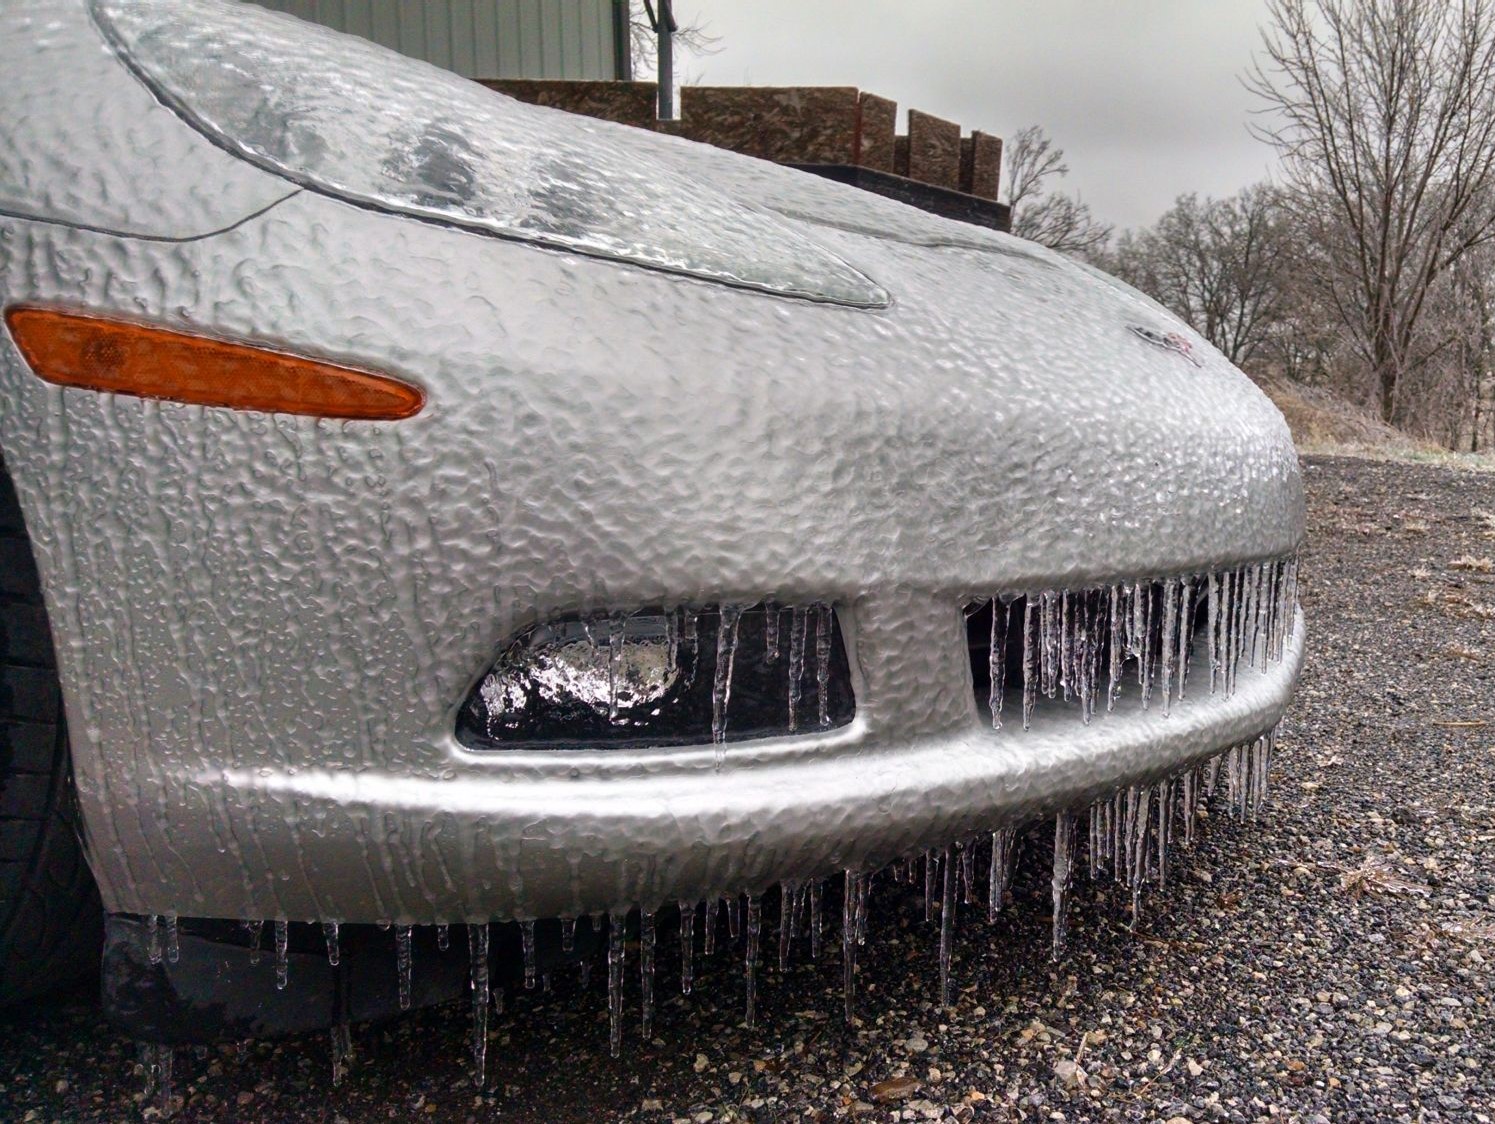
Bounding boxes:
1181 768 1198 847
607 613 625 721
147 914 163 965
395 924 412 1009
959 841 977 906
1059 590 1073 700
728 896 741 942
323 920 340 967
787 606 807 732
1022 599 1039 729
765 603 781 661
1039 591 1059 697
939 846 957 1009
1051 812 1076 960
245 919 263 966
1206 572 1221 694
680 608 699 688
679 901 695 994
1177 577 1194 701
923 850 937 923
1155 778 1174 888
1127 786 1150 921
711 606 743 760
809 880 823 960
561 917 575 954
841 871 861 1023
1160 580 1178 715
437 923 449 952
988 827 1016 922
164 913 179 965
703 898 717 957
665 608 679 668
521 920 537 988
815 602 833 727
778 882 796 971
1077 593 1094 724
743 894 761 1027
330 1022 352 1088
469 923 489 1087
640 910 656 1039
1139 583 1155 708
275 920 289 991
989 597 1009 728
1107 584 1124 711
607 911 626 1058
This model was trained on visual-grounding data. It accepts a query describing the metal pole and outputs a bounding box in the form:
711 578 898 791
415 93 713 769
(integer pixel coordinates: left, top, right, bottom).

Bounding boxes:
656 0 676 120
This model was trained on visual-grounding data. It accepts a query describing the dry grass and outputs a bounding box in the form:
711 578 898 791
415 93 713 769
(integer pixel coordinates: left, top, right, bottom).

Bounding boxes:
1449 555 1495 573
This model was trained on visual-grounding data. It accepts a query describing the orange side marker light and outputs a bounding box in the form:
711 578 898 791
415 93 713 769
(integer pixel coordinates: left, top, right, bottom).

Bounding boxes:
3 307 424 420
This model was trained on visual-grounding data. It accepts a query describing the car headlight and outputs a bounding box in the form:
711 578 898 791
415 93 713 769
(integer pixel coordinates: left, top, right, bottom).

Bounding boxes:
457 603 856 752
92 0 889 309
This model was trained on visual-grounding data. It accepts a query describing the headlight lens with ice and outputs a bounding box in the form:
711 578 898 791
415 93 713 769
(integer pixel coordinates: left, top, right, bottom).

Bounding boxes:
92 0 888 308
458 604 856 751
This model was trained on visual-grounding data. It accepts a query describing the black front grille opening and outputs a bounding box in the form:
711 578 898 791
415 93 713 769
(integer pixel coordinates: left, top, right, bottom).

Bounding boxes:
965 560 1298 731
458 602 856 751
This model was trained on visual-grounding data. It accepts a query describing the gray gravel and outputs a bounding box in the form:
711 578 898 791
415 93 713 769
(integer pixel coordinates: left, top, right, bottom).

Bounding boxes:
4 454 1494 1123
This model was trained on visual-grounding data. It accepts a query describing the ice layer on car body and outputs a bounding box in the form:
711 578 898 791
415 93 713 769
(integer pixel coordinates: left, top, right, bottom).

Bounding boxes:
0 0 1306 1086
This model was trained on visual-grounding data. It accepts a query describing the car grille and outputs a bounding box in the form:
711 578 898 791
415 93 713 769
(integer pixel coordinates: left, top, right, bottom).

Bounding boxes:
965 557 1299 729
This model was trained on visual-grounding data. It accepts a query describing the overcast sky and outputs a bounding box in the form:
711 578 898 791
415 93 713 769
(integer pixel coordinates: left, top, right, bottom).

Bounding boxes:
676 1 1282 232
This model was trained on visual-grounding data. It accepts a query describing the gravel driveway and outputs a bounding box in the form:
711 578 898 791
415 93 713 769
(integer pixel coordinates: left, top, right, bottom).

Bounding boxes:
4 454 1493 1123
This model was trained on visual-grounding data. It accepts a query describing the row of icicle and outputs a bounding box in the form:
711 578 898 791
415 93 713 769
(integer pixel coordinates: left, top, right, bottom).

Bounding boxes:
979 556 1298 729
138 725 1277 1113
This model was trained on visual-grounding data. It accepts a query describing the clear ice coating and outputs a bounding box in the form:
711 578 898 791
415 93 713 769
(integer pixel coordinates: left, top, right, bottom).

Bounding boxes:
93 0 890 308
980 556 1297 729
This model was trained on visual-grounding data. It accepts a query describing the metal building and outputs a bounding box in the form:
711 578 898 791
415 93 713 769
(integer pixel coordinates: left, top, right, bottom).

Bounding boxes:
250 0 632 80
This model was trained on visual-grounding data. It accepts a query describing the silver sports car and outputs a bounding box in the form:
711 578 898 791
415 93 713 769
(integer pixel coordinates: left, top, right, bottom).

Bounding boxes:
0 0 1303 1067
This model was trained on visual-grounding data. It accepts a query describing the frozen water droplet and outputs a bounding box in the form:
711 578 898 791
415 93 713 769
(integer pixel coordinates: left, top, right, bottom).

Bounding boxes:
607 911 626 1057
678 901 695 994
396 924 412 1009
323 920 340 967
522 920 537 988
1051 812 1077 960
274 920 289 991
640 909 656 1039
468 923 489 1087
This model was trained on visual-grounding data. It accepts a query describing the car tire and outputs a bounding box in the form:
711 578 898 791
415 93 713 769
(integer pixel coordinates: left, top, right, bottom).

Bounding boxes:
0 453 101 1004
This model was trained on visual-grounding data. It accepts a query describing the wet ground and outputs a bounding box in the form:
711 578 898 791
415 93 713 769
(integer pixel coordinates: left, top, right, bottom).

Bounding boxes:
4 454 1494 1123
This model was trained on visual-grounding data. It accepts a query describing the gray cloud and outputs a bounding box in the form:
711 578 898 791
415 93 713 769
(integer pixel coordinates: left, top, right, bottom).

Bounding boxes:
681 0 1279 230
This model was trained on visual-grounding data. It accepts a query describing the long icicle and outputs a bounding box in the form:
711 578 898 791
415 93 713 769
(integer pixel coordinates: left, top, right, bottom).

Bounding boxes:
469 923 489 1088
939 845 957 1009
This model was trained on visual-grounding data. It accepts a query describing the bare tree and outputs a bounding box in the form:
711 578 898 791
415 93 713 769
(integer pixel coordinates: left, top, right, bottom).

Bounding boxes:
1003 125 1112 257
630 0 719 80
1109 185 1289 369
1249 0 1495 426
